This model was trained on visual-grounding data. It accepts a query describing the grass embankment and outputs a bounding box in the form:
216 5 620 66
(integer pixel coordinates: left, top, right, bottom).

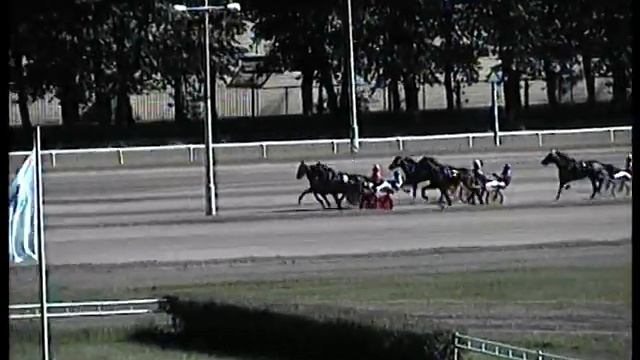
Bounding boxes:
10 264 631 360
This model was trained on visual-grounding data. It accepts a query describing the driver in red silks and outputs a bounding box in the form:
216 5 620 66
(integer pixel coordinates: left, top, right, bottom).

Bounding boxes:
371 164 383 185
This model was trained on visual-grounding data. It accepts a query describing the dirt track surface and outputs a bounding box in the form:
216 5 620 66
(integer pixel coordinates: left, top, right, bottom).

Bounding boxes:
10 146 632 266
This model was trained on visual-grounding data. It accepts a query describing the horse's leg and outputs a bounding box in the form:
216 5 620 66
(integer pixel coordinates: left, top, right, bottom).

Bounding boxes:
332 193 343 210
320 193 333 208
555 181 566 201
412 184 418 203
589 178 599 199
499 190 505 204
312 192 327 209
421 186 430 202
442 187 453 206
298 188 313 205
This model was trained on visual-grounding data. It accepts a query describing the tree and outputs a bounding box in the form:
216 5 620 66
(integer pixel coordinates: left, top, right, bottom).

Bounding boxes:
247 0 342 116
476 0 539 127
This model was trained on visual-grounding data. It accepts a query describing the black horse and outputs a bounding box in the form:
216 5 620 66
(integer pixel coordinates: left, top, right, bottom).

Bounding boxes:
388 156 434 202
295 161 362 209
416 156 486 207
388 155 483 205
419 156 484 205
540 149 608 200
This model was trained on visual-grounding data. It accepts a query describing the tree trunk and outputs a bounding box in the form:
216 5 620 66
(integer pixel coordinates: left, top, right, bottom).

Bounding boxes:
403 73 419 112
59 83 80 127
13 52 32 130
454 80 462 110
173 74 187 124
523 78 530 109
115 75 133 127
301 67 314 116
543 60 558 108
389 79 401 112
320 66 339 114
501 54 522 127
444 64 454 111
316 83 324 114
582 52 596 106
611 59 628 108
443 1 454 111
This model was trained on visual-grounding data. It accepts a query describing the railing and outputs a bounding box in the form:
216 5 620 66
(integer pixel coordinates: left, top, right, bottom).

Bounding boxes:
454 333 581 360
8 126 631 166
9 298 164 320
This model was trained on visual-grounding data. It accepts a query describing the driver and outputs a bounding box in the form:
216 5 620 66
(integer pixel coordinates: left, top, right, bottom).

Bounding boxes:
472 159 488 185
370 164 402 194
485 163 512 191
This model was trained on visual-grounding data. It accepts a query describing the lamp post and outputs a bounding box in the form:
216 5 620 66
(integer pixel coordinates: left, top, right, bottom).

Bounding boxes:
488 70 502 147
173 1 241 216
345 0 359 154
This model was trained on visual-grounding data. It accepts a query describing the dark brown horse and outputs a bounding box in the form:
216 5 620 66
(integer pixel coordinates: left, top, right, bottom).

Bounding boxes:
540 149 608 200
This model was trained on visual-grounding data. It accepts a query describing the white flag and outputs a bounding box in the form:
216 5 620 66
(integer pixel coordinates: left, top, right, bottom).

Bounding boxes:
9 151 38 264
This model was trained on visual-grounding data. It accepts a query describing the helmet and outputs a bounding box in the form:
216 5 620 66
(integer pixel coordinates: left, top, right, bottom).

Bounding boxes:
372 164 381 172
627 153 632 160
473 159 483 170
504 163 511 170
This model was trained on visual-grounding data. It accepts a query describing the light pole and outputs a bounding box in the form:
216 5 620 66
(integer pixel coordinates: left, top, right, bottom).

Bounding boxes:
488 70 502 147
345 0 359 154
173 1 241 216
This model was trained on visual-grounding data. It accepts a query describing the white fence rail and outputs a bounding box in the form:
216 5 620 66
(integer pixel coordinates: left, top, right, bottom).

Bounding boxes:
8 126 631 166
454 333 581 360
9 298 164 320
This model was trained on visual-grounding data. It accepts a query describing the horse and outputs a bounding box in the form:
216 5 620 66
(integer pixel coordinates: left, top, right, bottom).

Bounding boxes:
416 156 487 207
388 156 435 203
540 149 608 200
295 161 362 209
421 157 485 205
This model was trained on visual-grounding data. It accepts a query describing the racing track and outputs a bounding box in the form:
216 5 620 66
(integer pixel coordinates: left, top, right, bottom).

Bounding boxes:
23 147 632 266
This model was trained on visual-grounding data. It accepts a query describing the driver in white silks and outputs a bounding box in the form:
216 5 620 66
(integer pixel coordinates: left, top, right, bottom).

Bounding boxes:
602 153 632 194
472 159 489 186
370 164 403 195
604 153 632 181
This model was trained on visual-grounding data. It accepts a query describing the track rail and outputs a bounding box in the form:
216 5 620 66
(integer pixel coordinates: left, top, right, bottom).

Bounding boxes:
9 298 164 320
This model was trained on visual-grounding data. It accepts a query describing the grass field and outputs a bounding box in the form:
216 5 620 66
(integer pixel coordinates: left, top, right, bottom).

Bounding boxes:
10 263 631 360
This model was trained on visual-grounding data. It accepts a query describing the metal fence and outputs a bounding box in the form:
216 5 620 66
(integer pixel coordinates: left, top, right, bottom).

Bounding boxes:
9 298 164 320
454 332 581 360
8 126 632 166
9 77 615 127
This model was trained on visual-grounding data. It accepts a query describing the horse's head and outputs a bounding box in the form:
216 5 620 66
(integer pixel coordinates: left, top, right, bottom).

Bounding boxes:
388 156 404 171
296 161 308 179
541 149 559 166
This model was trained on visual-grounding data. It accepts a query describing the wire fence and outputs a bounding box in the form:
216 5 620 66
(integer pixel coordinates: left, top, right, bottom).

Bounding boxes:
9 77 615 127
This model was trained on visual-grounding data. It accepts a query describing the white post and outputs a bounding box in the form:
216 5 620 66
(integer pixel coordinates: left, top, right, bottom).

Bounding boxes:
492 82 500 146
34 126 51 360
346 0 359 154
204 0 217 216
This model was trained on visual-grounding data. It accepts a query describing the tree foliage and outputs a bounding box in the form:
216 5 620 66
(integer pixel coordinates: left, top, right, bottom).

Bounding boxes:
9 0 632 126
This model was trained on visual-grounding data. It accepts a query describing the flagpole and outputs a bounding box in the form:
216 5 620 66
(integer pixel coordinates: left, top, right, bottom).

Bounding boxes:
34 126 51 360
